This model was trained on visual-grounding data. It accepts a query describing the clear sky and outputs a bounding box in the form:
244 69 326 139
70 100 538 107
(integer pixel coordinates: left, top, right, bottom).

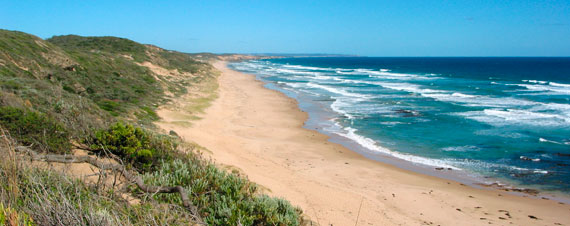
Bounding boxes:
1 0 569 56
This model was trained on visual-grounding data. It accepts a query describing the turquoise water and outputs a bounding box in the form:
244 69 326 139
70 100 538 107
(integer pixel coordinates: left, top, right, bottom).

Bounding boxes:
229 57 570 192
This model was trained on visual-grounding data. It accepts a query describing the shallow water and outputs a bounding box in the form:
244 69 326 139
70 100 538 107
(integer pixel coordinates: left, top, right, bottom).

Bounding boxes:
229 57 570 193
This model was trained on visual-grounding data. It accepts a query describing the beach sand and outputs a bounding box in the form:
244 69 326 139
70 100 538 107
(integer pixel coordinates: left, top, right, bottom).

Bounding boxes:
157 61 570 225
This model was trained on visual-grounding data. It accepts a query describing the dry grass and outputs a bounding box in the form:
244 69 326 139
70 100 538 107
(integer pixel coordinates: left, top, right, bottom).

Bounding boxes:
0 129 198 226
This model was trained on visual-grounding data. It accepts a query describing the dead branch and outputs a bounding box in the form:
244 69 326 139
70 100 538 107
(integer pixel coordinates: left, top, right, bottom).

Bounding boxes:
14 146 204 224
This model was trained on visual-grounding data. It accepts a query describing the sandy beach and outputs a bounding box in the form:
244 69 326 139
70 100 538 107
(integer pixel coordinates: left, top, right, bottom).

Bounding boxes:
157 61 570 225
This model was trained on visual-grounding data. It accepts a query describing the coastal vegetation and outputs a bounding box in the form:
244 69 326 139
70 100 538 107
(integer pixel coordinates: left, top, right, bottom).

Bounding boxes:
0 29 302 225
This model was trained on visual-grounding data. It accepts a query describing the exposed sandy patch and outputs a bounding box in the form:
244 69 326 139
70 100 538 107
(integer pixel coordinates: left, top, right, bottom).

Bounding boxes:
120 54 134 60
135 61 196 98
157 61 570 226
136 61 190 78
30 149 139 204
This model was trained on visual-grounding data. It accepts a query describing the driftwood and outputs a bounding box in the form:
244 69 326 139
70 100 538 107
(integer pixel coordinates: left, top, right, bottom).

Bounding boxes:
15 146 204 224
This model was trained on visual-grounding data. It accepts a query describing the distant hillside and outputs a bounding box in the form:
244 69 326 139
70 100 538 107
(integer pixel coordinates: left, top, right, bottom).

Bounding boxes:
251 53 359 57
0 29 215 135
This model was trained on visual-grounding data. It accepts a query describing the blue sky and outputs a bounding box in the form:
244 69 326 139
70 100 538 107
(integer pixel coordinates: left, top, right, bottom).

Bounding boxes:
1 0 569 56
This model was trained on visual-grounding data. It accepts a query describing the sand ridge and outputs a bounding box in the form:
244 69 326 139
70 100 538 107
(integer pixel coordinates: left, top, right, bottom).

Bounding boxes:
157 61 570 226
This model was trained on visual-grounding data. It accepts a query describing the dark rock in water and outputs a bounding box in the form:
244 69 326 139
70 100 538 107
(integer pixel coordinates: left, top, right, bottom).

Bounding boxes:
435 167 444 170
555 152 570 157
475 182 540 195
520 156 532 161
394 109 422 117
507 187 540 195
519 156 540 162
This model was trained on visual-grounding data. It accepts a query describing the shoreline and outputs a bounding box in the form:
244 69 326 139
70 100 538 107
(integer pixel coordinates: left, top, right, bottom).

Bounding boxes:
157 61 570 225
259 75 570 203
259 75 486 185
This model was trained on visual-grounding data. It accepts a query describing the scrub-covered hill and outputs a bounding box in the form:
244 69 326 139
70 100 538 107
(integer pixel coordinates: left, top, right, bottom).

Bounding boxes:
0 29 303 226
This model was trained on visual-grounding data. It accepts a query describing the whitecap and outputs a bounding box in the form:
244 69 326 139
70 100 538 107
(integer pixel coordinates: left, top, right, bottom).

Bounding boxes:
510 83 570 95
457 109 570 127
539 137 566 145
332 125 460 169
281 64 349 72
442 145 481 152
306 82 370 98
523 80 549 84
330 98 356 119
275 68 323 76
550 82 570 88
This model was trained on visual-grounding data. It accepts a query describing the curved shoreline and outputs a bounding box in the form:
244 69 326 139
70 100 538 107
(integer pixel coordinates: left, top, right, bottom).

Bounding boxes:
157 61 570 225
255 73 570 203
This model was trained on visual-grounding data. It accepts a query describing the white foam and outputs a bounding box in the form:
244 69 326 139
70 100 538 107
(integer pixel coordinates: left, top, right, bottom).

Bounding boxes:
335 68 436 80
281 64 349 72
311 74 343 81
449 159 548 175
275 68 323 76
511 83 570 95
520 156 541 162
458 109 570 127
442 145 481 152
358 69 409 77
330 99 355 119
363 82 445 95
451 92 477 98
539 137 567 145
306 82 370 98
550 82 570 88
279 82 306 88
332 125 460 169
360 81 537 108
488 109 568 122
523 80 549 84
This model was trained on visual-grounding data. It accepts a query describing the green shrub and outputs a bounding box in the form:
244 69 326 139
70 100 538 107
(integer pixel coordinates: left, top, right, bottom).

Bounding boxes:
143 159 301 226
0 79 23 90
97 100 122 116
0 204 34 226
135 106 160 123
90 122 176 171
0 106 70 153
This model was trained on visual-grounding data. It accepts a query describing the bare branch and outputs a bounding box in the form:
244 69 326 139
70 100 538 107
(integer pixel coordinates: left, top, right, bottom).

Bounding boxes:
15 146 204 224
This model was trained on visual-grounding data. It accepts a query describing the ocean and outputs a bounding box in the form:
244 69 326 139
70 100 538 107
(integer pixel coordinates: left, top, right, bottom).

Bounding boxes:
229 57 570 193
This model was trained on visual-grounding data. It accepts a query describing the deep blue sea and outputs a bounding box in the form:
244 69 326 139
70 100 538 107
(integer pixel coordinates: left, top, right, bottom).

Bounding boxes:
229 57 570 193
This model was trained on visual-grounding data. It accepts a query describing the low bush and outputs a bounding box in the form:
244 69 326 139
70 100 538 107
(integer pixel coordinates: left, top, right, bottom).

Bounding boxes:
90 122 176 171
97 100 122 116
0 204 34 226
143 159 301 226
0 106 70 153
